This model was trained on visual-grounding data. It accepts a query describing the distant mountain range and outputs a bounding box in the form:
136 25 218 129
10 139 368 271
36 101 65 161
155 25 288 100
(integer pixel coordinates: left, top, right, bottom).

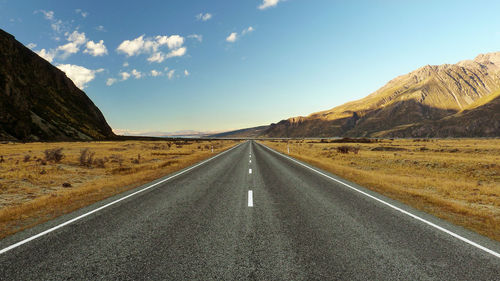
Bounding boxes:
219 52 500 138
113 129 226 138
0 29 115 141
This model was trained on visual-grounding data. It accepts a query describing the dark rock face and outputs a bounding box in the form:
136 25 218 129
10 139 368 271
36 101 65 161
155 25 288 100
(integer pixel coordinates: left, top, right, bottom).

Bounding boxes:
0 29 115 141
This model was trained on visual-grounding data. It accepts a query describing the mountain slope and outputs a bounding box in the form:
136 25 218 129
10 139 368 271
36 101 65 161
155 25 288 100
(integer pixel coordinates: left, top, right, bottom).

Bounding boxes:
208 125 269 138
264 52 500 138
0 29 114 141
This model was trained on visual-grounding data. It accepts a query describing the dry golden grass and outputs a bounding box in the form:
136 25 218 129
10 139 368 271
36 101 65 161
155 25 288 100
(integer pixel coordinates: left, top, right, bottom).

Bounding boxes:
0 139 239 238
260 138 500 242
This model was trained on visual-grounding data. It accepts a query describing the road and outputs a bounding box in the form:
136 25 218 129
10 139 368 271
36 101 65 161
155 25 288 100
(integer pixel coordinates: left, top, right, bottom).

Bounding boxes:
1 140 499 280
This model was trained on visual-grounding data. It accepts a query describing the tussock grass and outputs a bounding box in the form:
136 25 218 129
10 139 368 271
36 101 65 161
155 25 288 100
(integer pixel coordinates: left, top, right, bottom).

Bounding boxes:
0 140 239 238
260 138 500 242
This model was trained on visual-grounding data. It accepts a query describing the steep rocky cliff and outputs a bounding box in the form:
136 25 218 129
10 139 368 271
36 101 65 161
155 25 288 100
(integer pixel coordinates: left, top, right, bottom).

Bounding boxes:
0 29 115 141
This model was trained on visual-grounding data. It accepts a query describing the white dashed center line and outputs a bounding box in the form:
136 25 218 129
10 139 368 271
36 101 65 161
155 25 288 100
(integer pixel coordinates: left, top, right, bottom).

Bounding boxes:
249 168 252 174
248 190 253 207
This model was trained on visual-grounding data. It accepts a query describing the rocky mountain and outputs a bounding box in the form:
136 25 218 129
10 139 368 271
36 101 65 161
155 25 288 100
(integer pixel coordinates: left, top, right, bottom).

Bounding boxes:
0 29 115 141
263 51 500 138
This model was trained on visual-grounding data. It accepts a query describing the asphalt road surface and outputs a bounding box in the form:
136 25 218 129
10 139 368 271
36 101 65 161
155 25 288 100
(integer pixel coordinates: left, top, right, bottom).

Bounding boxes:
1 141 500 280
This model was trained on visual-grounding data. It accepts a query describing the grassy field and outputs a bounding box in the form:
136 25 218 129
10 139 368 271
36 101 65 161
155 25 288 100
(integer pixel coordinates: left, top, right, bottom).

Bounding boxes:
0 139 239 238
259 138 500 242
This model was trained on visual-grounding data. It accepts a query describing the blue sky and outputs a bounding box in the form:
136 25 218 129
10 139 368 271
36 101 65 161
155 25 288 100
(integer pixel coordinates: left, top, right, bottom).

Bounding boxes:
2 0 500 133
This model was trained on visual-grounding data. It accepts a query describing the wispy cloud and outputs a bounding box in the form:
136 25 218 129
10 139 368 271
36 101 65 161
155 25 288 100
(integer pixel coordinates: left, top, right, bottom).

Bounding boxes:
106 78 117 86
226 26 255 43
242 26 254 35
196 13 212 21
131 69 142 79
95 25 106 32
167 69 175 79
35 10 67 35
188 34 203 42
75 9 88 18
151 70 162 77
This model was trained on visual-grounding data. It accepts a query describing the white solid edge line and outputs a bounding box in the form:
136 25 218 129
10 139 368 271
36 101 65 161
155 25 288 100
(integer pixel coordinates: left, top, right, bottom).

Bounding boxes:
0 141 246 255
260 143 500 259
248 190 253 207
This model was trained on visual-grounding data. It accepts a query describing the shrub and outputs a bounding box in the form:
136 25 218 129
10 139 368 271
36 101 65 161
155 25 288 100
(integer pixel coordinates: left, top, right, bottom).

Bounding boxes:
131 154 141 164
94 158 105 168
337 146 360 154
44 148 64 163
79 148 95 167
337 146 350 154
110 154 124 166
23 155 31 162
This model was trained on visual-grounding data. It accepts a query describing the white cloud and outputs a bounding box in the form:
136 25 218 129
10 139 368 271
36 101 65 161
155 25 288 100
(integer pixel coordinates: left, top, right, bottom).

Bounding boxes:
75 9 88 18
242 26 254 35
67 30 87 45
36 48 55 62
167 69 175 79
56 30 87 59
106 78 117 86
120 72 131 81
84 40 108 56
147 52 166 63
226 32 238 42
123 62 129 67
56 64 102 89
188 34 203 42
131 69 142 79
196 13 212 21
57 42 79 58
117 35 145 56
226 27 255 44
157 35 184 49
151 70 161 77
26 43 37 49
117 34 187 62
184 69 189 76
95 25 106 32
258 0 280 10
166 47 186 58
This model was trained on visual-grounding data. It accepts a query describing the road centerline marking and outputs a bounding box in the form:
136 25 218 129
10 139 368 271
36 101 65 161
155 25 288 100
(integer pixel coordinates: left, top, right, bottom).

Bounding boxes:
248 190 253 207
249 168 252 174
259 142 500 259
